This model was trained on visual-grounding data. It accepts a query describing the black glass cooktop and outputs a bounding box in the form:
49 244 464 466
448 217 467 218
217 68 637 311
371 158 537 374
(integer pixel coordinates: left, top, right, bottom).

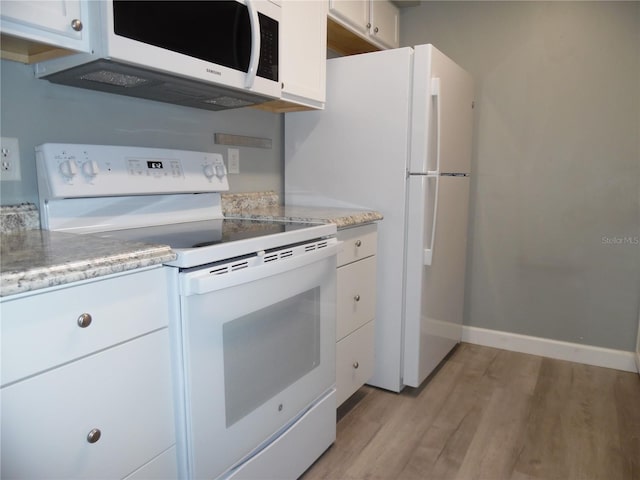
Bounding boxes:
94 218 321 249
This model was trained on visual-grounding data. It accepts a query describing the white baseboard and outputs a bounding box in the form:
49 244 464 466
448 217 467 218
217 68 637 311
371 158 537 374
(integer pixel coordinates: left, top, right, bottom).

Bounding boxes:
462 326 638 373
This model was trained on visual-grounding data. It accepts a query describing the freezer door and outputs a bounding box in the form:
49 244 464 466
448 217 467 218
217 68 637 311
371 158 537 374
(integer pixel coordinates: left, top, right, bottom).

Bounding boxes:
403 174 470 388
410 44 474 174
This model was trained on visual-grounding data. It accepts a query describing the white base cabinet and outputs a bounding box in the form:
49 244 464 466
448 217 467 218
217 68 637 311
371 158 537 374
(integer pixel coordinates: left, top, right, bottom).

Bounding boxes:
0 267 176 479
335 223 377 406
336 320 376 406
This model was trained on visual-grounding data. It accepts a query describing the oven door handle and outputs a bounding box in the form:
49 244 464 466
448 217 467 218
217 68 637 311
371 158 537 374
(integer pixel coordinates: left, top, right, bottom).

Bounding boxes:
180 240 340 296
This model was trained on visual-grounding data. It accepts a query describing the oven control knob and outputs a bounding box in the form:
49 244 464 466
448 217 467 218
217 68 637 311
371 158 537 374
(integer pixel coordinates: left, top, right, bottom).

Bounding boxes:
59 159 78 179
81 160 100 178
203 164 215 179
214 164 226 179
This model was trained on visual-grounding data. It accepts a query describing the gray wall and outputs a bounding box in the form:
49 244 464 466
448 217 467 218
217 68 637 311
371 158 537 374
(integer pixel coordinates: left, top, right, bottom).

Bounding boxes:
401 1 640 351
0 59 283 206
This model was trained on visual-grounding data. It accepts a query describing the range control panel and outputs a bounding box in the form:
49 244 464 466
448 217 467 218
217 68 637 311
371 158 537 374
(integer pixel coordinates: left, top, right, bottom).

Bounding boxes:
36 143 229 198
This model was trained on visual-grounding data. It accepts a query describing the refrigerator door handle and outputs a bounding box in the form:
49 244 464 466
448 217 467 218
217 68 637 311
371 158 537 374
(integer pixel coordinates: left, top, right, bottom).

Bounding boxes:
427 77 442 176
424 77 441 266
423 174 439 266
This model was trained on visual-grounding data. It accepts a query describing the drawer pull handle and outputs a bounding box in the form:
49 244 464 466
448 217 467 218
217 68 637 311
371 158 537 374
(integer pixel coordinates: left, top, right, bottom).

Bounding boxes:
354 294 361 302
355 240 362 247
353 361 359 369
86 428 101 444
77 313 92 328
71 19 83 31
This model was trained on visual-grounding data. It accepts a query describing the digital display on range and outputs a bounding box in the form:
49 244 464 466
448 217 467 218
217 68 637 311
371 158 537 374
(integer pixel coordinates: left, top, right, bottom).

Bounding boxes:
127 157 182 177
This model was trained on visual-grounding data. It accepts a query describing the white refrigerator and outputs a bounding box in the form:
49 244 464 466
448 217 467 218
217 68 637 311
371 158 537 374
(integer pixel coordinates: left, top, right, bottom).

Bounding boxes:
285 44 474 392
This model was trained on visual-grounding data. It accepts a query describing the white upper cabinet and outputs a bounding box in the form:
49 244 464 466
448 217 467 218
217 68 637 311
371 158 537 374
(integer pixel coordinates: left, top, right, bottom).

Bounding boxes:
0 0 90 63
328 0 369 38
369 0 399 49
328 0 399 53
279 0 327 110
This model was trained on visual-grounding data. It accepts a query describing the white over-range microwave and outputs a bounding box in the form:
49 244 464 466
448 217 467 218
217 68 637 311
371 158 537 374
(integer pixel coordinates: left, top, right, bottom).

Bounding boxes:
34 0 281 110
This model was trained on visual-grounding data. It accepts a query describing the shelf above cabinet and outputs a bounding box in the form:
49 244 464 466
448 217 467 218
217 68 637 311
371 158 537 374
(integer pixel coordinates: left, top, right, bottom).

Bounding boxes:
327 18 381 56
253 99 317 114
0 33 76 64
327 0 399 55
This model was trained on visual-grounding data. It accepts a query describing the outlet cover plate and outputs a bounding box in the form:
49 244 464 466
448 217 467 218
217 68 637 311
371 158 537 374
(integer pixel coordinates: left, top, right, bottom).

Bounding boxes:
0 137 21 181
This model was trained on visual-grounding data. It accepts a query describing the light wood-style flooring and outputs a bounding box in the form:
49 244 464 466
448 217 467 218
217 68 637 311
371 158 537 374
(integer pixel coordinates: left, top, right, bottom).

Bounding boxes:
302 343 640 480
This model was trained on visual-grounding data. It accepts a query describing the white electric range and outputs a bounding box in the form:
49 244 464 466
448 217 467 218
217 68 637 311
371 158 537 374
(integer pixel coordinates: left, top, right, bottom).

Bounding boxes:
36 143 338 480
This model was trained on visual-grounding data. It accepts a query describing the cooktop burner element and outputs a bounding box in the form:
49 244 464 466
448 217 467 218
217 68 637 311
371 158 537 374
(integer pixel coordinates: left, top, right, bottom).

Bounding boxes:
94 218 323 249
94 217 333 267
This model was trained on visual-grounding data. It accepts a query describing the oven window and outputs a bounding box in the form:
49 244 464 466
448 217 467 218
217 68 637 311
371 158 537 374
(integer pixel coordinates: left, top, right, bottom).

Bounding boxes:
222 288 320 427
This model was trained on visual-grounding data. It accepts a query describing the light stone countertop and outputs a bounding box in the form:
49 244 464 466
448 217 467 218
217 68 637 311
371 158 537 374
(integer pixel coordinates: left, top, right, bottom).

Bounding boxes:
0 203 39 233
0 229 176 297
0 195 381 297
226 204 383 229
222 191 383 229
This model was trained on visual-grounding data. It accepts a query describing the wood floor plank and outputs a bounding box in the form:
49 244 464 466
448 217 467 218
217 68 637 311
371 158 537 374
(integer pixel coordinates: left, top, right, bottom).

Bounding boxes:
513 359 632 480
302 343 640 480
301 387 399 479
339 360 468 479
613 369 640 478
454 386 532 479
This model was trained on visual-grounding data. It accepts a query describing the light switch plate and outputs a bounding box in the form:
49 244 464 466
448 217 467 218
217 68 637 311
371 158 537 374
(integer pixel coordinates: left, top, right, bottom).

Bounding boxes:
228 148 240 174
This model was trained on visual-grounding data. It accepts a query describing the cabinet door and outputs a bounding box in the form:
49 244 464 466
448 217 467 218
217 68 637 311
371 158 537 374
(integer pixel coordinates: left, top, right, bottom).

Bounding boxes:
1 268 170 386
1 330 175 479
369 0 399 49
0 0 89 52
337 223 377 267
280 0 327 108
337 255 377 341
336 320 375 406
328 0 369 36
124 447 177 480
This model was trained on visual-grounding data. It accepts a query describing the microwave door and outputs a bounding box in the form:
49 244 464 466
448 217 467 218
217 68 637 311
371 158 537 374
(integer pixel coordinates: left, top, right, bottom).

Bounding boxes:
112 1 253 76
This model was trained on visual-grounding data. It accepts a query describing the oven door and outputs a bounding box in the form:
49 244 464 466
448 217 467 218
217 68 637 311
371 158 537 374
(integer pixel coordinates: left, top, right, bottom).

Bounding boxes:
176 242 337 479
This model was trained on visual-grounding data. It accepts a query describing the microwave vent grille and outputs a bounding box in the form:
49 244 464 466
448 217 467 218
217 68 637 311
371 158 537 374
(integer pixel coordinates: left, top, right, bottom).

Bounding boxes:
42 59 268 111
79 70 149 88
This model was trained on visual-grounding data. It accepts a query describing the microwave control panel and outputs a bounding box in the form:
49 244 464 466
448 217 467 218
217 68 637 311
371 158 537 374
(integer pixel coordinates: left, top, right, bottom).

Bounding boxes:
36 143 229 198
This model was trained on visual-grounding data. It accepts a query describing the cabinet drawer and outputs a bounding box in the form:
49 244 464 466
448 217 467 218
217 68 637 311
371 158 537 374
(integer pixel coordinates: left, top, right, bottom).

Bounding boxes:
336 320 375 407
1 268 169 386
124 446 177 480
337 255 376 341
337 223 377 267
1 329 175 479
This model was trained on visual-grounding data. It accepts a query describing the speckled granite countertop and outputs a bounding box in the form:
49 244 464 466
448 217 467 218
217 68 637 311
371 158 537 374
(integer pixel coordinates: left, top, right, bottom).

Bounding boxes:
227 205 383 229
0 194 380 297
0 230 176 297
0 203 39 233
222 192 383 229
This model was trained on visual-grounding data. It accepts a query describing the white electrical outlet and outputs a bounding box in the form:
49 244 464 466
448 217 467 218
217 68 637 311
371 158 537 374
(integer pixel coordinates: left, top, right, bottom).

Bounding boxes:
228 148 240 174
0 137 21 181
